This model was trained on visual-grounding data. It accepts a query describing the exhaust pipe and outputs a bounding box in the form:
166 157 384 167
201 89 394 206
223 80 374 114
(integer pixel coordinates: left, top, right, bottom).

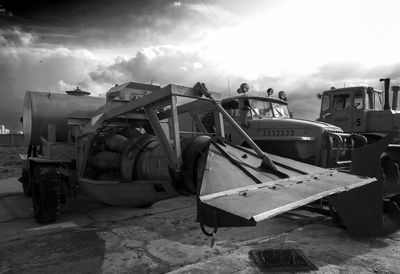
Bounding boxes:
392 85 400 111
380 78 391 110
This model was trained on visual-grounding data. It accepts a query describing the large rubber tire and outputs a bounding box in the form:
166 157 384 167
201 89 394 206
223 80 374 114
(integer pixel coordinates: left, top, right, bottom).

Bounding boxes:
181 136 211 194
31 166 60 224
19 168 32 197
200 113 216 133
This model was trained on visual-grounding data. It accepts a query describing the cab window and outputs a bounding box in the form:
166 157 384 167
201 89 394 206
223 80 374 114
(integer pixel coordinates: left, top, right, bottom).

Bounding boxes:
333 94 351 109
272 103 290 118
241 99 253 118
248 99 274 118
321 94 330 111
222 99 240 117
374 92 384 110
354 90 363 109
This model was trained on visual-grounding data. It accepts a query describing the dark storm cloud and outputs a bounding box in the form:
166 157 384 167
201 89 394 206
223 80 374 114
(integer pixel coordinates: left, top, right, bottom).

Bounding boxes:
0 27 100 129
0 27 35 46
89 45 229 91
87 47 338 121
0 0 220 47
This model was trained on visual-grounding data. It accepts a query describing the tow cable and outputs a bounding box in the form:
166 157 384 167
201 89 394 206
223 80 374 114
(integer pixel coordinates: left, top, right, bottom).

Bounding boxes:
200 222 218 248
199 209 218 247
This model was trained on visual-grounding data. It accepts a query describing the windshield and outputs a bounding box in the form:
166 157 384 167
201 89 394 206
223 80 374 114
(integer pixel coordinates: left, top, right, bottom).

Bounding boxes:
248 99 290 118
375 92 384 110
248 99 273 118
367 89 383 110
222 98 290 119
272 102 290 117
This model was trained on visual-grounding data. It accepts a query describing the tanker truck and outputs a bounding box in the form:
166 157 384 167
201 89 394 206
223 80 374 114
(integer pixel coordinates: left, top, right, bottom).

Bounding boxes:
17 81 394 237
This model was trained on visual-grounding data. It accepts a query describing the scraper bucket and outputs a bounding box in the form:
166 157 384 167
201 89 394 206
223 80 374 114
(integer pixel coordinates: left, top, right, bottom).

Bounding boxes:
195 140 380 235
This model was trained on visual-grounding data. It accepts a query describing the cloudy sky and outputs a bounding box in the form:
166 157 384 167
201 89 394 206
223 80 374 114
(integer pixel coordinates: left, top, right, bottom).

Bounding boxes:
1 0 400 129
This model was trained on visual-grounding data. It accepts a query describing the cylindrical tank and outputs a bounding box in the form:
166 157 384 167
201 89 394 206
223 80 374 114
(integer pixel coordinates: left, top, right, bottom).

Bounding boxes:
133 139 171 180
23 91 105 145
120 135 170 181
91 151 120 170
119 134 211 182
104 134 129 152
81 134 212 206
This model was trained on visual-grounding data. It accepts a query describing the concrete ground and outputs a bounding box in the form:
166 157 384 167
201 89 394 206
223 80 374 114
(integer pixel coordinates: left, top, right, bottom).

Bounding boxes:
1 177 400 274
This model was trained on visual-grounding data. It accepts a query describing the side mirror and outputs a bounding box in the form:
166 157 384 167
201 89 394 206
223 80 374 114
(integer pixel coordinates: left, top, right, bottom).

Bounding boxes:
317 93 322 99
289 112 294 118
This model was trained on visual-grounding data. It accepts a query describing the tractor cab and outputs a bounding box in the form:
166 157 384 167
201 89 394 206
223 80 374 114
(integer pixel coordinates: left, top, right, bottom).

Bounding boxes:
318 86 384 133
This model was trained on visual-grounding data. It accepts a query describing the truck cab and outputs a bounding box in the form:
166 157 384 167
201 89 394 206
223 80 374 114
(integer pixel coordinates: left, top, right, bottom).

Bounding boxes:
316 80 400 196
318 84 400 140
219 94 347 166
318 86 385 134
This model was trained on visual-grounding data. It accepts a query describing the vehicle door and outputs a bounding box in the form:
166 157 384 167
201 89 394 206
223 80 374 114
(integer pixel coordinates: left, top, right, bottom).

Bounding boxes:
329 92 353 132
352 88 367 132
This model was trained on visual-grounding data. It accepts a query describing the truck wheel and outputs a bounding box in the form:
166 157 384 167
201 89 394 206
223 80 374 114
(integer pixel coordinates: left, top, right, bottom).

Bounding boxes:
19 168 32 197
181 135 211 194
31 166 60 224
59 179 68 204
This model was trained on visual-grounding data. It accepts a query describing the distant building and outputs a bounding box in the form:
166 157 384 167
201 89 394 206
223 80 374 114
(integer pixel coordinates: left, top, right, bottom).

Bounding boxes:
0 125 19 134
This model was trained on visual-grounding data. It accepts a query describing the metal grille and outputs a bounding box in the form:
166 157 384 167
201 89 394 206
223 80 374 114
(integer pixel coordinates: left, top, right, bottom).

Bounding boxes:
250 249 317 272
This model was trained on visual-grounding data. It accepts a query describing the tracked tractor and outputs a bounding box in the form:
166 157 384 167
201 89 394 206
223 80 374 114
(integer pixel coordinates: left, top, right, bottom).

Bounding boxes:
316 78 400 231
317 79 400 199
18 81 393 237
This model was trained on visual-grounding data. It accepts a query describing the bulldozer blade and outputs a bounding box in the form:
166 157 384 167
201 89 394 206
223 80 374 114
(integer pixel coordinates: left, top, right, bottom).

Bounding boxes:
327 184 400 236
197 142 376 230
351 131 398 187
327 181 383 236
348 131 400 235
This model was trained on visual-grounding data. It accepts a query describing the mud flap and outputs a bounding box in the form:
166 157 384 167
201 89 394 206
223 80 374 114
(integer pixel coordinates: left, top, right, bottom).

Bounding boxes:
197 142 377 230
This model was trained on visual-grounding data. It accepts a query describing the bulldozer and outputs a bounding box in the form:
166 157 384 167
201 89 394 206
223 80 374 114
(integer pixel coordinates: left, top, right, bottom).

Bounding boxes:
317 78 400 204
18 81 394 237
